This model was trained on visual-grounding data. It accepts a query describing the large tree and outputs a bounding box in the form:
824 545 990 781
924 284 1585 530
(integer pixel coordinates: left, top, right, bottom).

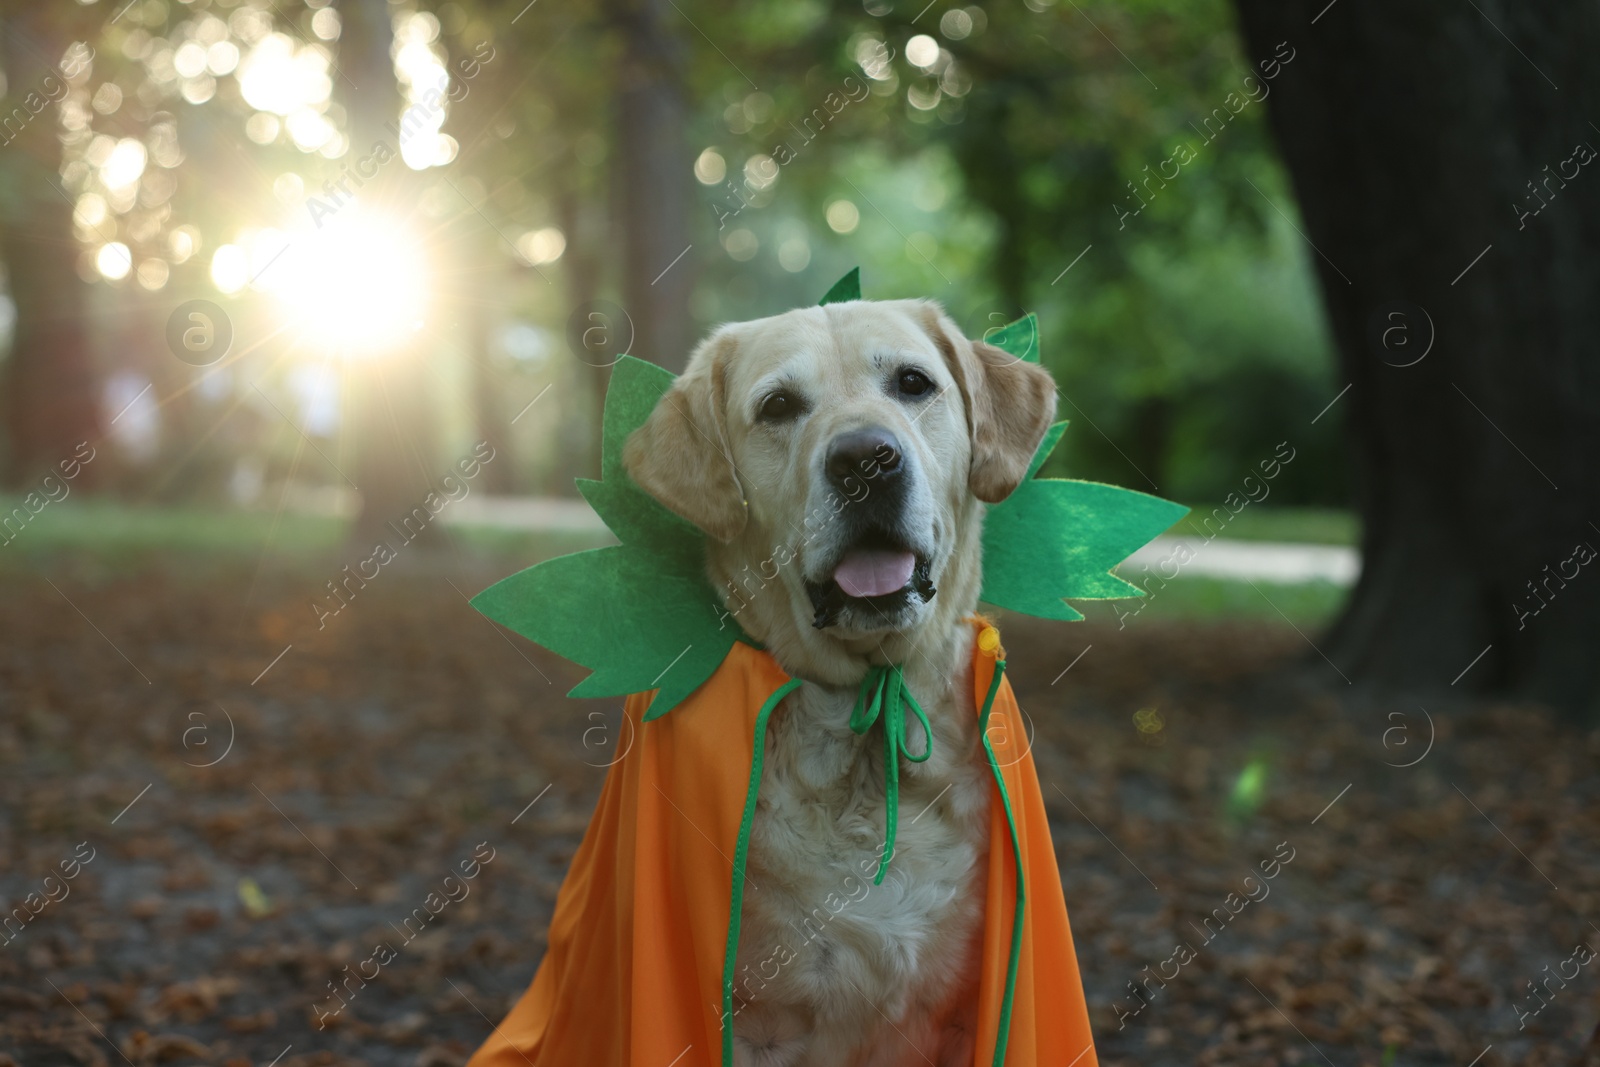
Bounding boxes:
608 0 696 372
339 0 446 547
1232 1 1600 717
0 4 102 485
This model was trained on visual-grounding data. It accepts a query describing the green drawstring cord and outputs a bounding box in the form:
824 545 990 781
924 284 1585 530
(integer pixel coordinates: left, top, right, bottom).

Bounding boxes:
979 658 1022 1067
849 664 934 885
719 657 1020 1067
722 677 804 1066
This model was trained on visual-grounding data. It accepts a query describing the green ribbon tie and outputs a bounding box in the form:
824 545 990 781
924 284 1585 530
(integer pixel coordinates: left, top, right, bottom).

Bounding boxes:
719 657 1021 1067
849 663 933 885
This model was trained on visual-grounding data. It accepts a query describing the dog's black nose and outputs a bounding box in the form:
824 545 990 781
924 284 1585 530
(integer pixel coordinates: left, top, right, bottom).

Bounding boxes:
825 428 902 494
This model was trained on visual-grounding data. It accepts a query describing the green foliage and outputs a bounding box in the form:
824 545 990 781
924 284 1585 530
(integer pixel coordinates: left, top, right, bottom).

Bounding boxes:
665 0 1348 506
1052 207 1346 504
9 0 1349 518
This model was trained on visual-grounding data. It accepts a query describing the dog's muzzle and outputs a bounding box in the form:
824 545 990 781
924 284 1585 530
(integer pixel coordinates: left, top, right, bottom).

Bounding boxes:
806 426 936 629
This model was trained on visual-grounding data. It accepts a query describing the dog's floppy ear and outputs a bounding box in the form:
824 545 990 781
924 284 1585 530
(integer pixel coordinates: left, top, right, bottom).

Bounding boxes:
918 303 1058 504
623 332 748 542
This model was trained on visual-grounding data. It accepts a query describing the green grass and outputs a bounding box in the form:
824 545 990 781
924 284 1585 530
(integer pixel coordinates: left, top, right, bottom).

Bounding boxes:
1076 576 1347 628
1 494 1352 624
1169 504 1358 546
0 494 608 571
0 496 344 559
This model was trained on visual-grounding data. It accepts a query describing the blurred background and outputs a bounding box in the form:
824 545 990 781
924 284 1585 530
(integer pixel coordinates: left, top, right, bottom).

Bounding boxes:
0 0 1353 566
0 0 1595 1065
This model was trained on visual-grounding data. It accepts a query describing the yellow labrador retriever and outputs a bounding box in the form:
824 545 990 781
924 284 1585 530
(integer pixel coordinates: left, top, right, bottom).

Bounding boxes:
624 299 1056 1066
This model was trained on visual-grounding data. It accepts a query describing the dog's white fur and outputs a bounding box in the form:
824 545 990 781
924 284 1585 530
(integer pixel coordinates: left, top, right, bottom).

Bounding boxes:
624 300 1056 1066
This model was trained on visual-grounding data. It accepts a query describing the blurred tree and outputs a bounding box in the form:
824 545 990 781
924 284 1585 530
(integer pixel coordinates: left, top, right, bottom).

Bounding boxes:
1234 1 1600 717
435 0 619 479
338 0 446 548
921 1 1335 495
0 0 1354 526
429 7 517 493
0 4 101 485
608 0 696 371
696 0 1346 502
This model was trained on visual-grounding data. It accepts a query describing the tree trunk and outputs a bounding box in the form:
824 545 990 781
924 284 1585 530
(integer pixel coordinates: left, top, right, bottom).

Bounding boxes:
338 0 444 549
609 0 695 372
468 302 513 494
558 186 607 480
0 13 100 486
954 91 1029 316
1231 1 1600 718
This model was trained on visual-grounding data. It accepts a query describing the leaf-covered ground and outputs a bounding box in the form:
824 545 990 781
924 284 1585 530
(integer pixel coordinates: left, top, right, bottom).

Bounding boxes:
1 556 1595 1067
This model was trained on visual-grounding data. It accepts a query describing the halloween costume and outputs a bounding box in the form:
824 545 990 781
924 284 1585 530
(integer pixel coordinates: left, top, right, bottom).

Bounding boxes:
468 271 1186 1066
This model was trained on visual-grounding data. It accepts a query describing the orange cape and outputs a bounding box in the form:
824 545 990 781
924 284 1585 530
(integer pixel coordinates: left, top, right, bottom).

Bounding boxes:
467 622 1099 1066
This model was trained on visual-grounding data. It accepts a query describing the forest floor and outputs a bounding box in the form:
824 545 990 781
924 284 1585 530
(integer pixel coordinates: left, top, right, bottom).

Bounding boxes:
1 548 1596 1067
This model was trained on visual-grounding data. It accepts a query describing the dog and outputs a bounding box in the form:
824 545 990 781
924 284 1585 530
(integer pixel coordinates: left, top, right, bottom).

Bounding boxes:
623 298 1057 1066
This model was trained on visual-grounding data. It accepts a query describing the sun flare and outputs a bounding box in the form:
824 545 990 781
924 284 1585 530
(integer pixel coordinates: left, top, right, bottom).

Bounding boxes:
270 210 431 358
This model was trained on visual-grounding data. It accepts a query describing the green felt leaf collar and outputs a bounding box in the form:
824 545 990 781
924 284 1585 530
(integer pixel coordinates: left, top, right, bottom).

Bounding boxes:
472 270 1187 713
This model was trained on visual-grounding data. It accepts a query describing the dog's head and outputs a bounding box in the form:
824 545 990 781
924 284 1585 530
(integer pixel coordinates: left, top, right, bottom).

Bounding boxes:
623 299 1056 678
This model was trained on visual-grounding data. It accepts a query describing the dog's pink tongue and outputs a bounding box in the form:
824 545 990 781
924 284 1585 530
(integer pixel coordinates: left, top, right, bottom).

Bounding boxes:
833 549 916 599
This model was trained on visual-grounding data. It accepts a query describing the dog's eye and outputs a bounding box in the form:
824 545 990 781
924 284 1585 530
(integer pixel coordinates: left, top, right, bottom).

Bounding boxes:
896 369 933 398
758 390 802 422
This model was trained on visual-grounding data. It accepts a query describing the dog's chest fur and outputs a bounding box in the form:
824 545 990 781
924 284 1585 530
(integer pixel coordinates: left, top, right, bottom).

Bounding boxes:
732 646 992 1063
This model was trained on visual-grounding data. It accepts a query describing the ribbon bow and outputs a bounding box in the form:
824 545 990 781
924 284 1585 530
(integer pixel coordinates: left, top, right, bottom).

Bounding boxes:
849 663 933 885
